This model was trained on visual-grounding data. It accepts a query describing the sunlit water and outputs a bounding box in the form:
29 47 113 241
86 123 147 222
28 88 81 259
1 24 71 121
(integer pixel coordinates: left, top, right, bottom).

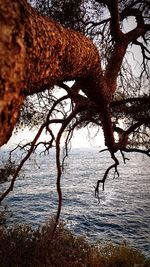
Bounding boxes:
0 148 150 257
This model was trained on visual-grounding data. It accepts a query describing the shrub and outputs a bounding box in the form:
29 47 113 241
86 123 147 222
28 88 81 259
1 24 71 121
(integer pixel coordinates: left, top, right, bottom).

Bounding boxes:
0 159 16 183
0 219 149 267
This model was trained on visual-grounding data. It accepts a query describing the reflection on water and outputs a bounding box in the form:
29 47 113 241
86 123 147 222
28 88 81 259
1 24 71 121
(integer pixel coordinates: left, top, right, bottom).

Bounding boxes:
0 148 150 257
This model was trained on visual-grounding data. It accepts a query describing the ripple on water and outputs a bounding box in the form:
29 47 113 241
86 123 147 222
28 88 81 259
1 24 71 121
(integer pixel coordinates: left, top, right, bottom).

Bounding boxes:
0 149 150 257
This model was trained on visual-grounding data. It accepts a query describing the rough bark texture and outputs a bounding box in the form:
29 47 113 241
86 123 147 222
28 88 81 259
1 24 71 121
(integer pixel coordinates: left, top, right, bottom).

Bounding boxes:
0 0 26 145
1 0 144 149
25 9 102 95
0 0 149 212
0 0 109 146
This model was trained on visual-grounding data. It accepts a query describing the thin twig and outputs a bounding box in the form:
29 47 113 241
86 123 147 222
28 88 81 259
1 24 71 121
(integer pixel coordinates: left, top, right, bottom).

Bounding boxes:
0 123 46 203
120 150 130 164
123 148 150 156
51 107 81 236
95 151 119 200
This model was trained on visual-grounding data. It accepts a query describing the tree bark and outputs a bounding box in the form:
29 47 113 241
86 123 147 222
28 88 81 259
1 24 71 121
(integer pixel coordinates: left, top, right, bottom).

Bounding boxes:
0 0 115 148
0 0 26 145
0 0 102 146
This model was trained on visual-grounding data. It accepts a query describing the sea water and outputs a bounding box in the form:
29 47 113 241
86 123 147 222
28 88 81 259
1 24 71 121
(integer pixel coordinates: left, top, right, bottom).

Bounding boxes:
0 148 150 257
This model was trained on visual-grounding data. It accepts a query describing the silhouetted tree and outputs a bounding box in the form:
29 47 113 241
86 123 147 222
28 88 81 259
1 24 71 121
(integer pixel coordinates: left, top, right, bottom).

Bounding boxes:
0 0 149 228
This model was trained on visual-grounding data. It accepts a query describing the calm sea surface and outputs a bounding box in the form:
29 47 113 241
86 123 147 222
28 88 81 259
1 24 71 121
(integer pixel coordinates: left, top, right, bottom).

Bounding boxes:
0 148 150 257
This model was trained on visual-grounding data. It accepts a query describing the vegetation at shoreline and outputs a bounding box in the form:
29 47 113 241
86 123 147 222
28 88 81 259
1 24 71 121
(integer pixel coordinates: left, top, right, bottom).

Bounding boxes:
0 219 149 267
0 159 17 184
0 1 149 266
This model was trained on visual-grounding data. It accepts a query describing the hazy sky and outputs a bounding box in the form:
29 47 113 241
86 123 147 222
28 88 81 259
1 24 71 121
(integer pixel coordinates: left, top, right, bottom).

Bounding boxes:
2 4 147 151
3 124 105 151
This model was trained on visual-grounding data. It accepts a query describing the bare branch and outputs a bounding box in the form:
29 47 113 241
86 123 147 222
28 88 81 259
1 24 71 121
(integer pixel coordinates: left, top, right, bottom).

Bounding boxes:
51 106 82 235
120 150 130 164
0 123 46 202
112 96 150 107
95 151 119 200
123 148 150 156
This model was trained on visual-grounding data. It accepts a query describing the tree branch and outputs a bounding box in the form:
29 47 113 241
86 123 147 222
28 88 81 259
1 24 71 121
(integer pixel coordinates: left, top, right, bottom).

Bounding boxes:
0 122 46 202
51 106 83 235
95 151 119 201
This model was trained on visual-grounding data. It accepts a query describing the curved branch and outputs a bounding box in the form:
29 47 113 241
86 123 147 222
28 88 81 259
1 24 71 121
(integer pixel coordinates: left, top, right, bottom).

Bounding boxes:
112 96 150 107
0 115 68 203
0 0 103 146
51 105 84 235
95 151 119 201
0 122 46 202
46 95 69 122
121 8 145 28
123 148 150 157
126 118 150 135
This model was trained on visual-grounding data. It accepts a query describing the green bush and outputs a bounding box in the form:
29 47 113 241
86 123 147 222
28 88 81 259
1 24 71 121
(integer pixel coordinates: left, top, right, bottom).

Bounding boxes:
0 219 149 267
0 159 16 183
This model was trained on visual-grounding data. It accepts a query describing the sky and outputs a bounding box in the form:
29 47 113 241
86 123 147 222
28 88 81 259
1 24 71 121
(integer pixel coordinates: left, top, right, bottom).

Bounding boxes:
2 124 105 151
2 4 148 151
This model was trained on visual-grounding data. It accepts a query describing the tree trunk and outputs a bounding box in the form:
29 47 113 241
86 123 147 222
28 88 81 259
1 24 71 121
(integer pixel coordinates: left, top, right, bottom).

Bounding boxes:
0 0 114 147
0 0 26 145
